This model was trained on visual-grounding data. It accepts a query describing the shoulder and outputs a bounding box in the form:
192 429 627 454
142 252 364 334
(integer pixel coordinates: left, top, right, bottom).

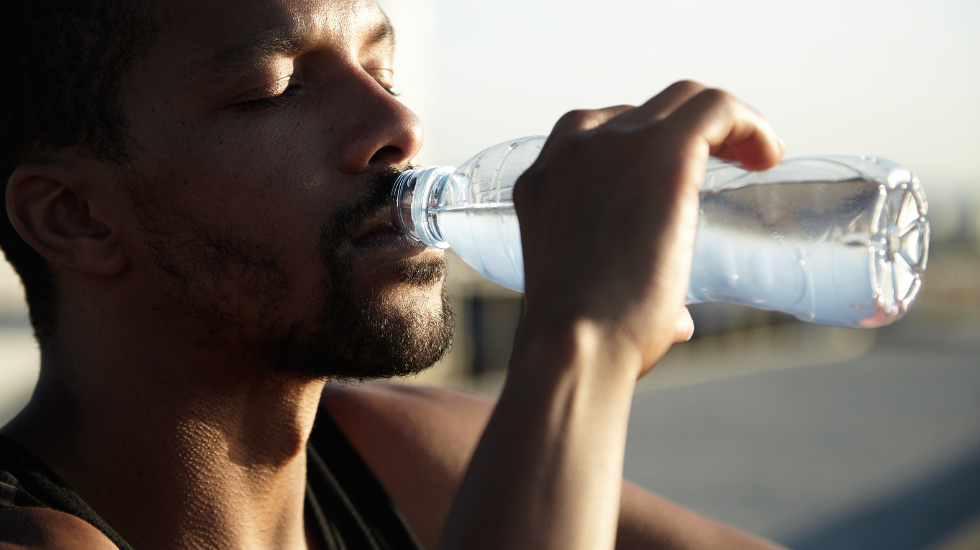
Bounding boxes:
319 383 494 549
321 382 494 438
319 382 495 478
0 507 117 549
317 384 787 550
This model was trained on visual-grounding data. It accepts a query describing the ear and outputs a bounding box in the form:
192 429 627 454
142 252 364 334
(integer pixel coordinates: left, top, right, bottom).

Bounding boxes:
6 155 128 276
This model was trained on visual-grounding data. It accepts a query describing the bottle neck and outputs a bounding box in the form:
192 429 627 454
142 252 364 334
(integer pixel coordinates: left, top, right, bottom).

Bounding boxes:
390 165 457 248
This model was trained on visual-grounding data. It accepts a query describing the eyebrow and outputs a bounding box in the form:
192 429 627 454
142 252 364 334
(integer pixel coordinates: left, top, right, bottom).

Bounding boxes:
202 15 396 82
367 14 395 50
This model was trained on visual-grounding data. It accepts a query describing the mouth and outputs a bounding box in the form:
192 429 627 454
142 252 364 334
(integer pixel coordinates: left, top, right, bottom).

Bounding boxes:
352 212 426 250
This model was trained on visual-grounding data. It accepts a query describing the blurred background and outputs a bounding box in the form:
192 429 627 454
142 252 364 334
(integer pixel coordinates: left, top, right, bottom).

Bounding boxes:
2 0 979 548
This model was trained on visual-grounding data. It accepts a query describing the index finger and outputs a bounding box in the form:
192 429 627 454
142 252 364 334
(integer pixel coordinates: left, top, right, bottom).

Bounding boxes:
537 104 636 161
605 80 708 127
663 88 784 171
549 105 635 136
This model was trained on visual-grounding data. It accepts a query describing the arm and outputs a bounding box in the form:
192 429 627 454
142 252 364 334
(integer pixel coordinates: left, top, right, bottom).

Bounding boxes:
0 508 118 550
438 81 786 550
325 384 786 550
326 82 786 549
618 483 787 550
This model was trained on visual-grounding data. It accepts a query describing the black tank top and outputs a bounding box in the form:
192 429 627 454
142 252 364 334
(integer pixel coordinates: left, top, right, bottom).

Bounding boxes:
0 411 424 550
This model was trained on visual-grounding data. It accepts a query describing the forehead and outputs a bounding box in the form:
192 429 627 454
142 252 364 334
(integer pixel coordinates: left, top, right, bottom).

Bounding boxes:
149 0 389 76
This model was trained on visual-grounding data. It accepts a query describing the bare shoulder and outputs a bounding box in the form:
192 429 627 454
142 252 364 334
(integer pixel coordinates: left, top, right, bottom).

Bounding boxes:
317 384 785 550
0 508 117 549
319 383 494 549
321 381 494 427
319 382 494 474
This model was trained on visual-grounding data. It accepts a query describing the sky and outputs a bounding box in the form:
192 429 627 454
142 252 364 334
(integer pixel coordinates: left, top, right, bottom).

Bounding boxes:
1 0 977 304
380 0 980 236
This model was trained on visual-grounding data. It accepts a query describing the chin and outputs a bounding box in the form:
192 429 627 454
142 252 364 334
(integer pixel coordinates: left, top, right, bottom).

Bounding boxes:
384 259 448 310
253 251 455 382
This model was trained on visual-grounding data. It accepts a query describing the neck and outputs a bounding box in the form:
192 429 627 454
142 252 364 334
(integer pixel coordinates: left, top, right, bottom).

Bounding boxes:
3 319 327 550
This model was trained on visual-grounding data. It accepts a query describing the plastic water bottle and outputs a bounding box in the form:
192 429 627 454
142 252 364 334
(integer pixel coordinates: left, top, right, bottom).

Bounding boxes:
390 136 930 328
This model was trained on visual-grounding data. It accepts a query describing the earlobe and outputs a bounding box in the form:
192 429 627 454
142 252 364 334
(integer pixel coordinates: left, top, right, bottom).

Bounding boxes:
6 159 128 276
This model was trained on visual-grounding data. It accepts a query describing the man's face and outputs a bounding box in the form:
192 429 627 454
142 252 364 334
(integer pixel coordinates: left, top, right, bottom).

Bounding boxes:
115 0 452 379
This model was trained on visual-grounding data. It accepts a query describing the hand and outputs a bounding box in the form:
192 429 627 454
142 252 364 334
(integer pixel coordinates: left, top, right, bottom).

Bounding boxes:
440 83 786 550
514 81 785 378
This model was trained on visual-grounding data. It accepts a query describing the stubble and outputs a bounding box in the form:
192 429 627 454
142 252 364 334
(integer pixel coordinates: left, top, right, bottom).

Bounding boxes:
128 167 454 381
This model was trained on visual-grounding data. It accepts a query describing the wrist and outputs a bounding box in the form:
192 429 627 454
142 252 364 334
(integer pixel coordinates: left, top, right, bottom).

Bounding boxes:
508 313 643 394
442 315 639 550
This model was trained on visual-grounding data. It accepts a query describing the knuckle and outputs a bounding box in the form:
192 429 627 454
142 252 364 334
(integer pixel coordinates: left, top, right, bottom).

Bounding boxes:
695 87 732 105
554 109 601 132
669 80 706 95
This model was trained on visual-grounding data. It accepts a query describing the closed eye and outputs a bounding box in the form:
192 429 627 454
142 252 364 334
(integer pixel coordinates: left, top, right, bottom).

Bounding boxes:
365 68 399 97
230 83 302 112
382 84 401 97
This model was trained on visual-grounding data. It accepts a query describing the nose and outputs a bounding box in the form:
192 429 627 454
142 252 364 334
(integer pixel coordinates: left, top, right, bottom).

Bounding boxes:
334 70 424 174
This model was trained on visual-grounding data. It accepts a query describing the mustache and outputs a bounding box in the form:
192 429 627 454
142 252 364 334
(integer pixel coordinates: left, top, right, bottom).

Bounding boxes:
323 165 415 245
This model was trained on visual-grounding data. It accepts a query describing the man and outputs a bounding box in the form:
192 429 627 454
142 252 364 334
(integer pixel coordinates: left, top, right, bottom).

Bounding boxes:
0 0 789 548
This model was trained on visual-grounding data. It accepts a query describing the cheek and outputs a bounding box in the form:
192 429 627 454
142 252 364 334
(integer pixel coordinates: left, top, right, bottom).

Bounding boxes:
125 108 354 298
137 140 330 257
133 105 333 210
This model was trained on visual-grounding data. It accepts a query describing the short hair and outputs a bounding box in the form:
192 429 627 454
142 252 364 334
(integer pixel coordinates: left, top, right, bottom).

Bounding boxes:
0 0 158 344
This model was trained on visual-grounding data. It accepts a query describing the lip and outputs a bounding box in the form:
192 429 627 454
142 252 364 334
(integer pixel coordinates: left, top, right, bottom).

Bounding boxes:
351 212 425 250
352 211 396 241
353 228 426 249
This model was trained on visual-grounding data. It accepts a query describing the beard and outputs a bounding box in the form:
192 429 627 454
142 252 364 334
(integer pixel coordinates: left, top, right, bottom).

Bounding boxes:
129 167 454 381
251 168 455 381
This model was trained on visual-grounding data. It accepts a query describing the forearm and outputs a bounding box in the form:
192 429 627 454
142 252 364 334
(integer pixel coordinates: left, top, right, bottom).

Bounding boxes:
616 483 788 550
438 82 785 550
438 319 641 550
435 325 787 550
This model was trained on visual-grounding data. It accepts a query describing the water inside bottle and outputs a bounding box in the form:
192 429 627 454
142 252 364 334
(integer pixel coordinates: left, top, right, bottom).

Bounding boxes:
429 177 927 328
434 203 525 292
689 178 928 327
